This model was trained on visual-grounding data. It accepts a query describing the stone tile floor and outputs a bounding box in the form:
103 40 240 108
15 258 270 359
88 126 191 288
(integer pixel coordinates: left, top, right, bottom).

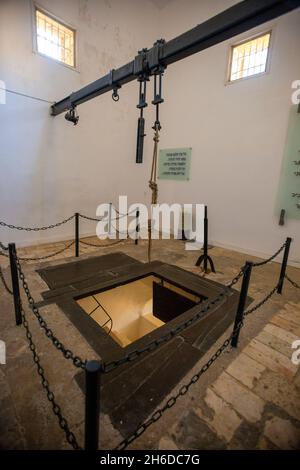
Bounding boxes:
0 236 300 450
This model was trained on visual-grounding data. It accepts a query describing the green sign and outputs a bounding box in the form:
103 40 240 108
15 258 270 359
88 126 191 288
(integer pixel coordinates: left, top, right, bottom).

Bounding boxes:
158 148 192 181
276 106 300 220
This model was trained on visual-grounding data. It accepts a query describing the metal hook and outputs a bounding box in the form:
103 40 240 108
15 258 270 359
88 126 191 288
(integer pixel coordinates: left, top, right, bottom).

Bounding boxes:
112 89 120 102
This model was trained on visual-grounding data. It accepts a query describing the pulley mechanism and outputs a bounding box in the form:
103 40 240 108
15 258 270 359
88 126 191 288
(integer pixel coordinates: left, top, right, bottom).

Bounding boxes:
152 65 164 131
64 105 79 126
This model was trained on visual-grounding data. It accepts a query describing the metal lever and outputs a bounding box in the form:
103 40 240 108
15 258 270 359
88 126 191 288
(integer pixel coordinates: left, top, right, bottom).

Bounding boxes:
136 117 146 164
279 209 285 226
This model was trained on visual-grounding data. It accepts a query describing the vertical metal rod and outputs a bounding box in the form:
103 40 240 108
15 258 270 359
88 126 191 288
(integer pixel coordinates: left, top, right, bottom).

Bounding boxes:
231 261 253 348
135 209 140 245
75 213 79 257
84 360 102 451
277 237 292 294
203 206 208 272
8 243 22 326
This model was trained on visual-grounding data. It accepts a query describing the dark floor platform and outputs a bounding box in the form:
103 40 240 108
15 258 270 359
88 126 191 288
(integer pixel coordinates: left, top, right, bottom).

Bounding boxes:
38 252 239 437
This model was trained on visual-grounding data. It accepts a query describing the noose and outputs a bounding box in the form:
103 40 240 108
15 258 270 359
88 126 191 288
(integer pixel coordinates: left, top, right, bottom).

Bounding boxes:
148 128 160 262
148 66 164 262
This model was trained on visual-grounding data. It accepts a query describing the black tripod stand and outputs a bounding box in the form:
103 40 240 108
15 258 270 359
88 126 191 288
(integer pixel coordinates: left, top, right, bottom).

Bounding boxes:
195 206 216 273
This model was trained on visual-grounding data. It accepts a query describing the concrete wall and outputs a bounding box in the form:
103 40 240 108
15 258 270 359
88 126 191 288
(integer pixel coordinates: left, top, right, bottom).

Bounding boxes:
0 0 159 246
157 0 300 265
0 0 299 266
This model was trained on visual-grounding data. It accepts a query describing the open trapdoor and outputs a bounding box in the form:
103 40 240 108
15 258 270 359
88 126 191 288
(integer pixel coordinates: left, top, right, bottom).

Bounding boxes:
37 252 239 436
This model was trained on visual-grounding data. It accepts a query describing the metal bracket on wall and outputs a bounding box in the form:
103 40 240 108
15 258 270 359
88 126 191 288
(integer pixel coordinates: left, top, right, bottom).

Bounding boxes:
279 209 285 226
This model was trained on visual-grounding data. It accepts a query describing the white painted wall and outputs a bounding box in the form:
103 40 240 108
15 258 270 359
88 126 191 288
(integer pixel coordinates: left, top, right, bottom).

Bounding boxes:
0 0 159 246
0 0 299 266
157 0 300 265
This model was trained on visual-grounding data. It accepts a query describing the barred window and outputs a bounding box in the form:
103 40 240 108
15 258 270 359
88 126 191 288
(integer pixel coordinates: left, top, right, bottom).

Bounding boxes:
229 32 271 82
35 8 75 68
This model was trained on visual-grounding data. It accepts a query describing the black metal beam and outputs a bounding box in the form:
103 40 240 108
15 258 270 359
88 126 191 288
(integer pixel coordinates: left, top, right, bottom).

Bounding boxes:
51 0 300 116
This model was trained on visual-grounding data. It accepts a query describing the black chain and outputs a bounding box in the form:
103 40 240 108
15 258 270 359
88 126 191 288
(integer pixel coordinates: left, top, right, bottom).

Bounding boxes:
79 213 106 222
0 265 13 295
115 323 242 450
115 278 279 450
110 224 137 236
285 274 300 290
114 208 137 217
0 250 9 258
79 209 136 223
0 214 75 231
15 256 86 369
18 241 75 261
0 241 9 258
0 241 9 251
244 285 278 315
20 306 81 449
79 238 129 248
103 289 229 374
226 267 245 288
252 242 286 267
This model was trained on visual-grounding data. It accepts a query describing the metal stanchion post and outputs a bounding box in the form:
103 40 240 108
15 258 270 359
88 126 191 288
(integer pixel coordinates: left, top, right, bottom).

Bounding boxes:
84 360 102 451
195 206 215 273
75 213 79 257
231 261 253 348
8 243 22 326
277 237 292 294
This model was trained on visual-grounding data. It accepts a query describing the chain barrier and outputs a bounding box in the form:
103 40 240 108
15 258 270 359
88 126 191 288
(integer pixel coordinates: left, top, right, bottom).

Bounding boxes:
110 224 138 236
0 240 9 257
0 265 13 295
0 241 9 251
103 265 254 374
252 241 286 267
79 208 136 223
78 213 105 222
226 267 245 288
15 255 87 369
0 214 75 231
115 318 244 450
244 285 278 315
20 305 81 449
18 241 75 261
285 274 300 290
79 237 129 248
3 238 286 450
114 208 137 217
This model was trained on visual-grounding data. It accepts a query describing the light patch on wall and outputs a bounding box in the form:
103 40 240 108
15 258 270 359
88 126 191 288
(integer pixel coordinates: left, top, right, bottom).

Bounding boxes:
0 80 6 104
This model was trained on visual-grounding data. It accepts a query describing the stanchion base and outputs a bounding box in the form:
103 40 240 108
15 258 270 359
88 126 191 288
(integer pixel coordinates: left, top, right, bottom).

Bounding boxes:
195 254 216 273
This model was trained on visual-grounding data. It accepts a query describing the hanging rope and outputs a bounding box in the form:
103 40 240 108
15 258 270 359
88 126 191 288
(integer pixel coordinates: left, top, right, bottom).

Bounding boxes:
148 127 160 262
